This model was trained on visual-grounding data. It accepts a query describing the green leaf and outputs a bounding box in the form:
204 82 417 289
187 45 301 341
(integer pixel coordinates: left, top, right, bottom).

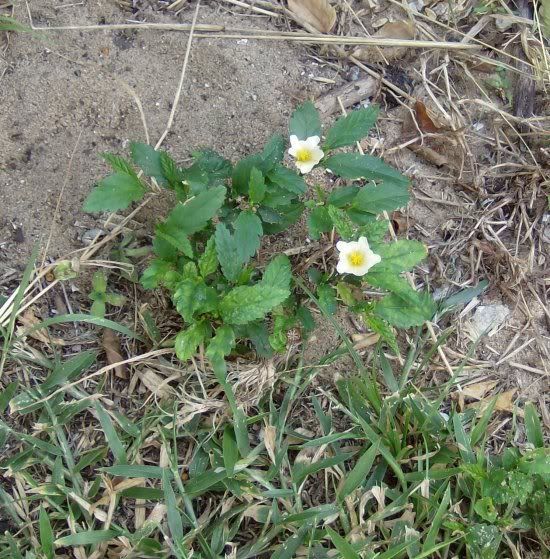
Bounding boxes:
474 497 498 523
199 235 218 277
327 205 354 240
173 279 217 322
262 254 292 291
365 314 398 354
267 165 307 195
465 524 502 559
272 523 312 559
452 413 475 464
318 284 337 315
206 325 236 360
234 210 263 263
220 285 289 325
160 151 185 190
130 142 166 184
326 527 360 559
324 106 379 150
223 425 239 476
101 152 136 177
249 166 266 204
162 469 184 541
323 152 409 185
83 173 146 212
262 134 286 167
338 442 379 501
524 402 544 448
175 321 209 361
55 530 119 547
215 223 241 282
164 185 226 235
155 222 194 258
94 402 126 464
357 219 388 246
92 271 107 292
422 484 451 552
232 154 265 194
519 448 550 475
141 259 175 289
328 186 360 207
43 351 97 391
101 465 166 479
39 506 54 559
353 181 410 214
308 206 332 240
374 290 435 328
371 240 427 274
289 101 321 140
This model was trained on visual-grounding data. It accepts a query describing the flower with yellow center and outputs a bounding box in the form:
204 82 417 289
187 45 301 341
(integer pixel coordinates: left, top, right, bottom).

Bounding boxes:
336 237 381 276
288 135 324 174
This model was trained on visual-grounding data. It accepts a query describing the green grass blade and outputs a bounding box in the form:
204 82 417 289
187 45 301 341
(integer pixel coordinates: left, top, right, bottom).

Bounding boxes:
163 469 184 541
55 529 119 547
326 527 360 559
94 402 127 464
338 441 380 501
452 413 475 464
470 396 498 447
101 465 166 478
0 381 18 412
524 402 544 448
421 483 451 552
223 425 239 476
39 506 55 559
271 523 312 559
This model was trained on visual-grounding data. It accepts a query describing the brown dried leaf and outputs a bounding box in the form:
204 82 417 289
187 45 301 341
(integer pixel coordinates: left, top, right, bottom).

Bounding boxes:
102 328 127 379
352 21 415 64
288 0 337 34
467 389 523 416
462 379 498 400
138 369 171 399
352 332 381 350
18 309 65 345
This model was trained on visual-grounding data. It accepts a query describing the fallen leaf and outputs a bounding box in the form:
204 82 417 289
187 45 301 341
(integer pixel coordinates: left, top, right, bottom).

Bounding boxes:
263 425 277 465
18 309 65 345
467 389 523 417
402 100 463 171
288 0 337 34
138 369 171 399
462 379 498 400
315 77 379 116
352 332 381 350
102 328 127 379
352 21 415 64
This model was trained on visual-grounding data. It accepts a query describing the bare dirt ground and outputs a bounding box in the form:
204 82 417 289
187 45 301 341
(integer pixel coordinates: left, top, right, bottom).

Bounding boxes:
1 0 549 423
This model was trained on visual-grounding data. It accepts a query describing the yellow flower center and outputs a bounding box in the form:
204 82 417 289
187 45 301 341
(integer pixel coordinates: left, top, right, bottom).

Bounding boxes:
347 251 365 267
295 147 312 162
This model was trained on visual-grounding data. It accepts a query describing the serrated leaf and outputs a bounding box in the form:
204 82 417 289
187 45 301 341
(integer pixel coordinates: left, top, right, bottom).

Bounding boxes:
324 106 379 150
289 101 322 140
324 152 409 185
199 235 218 277
327 205 355 240
308 206 332 240
262 254 292 291
173 279 217 322
215 223 241 282
175 321 209 361
374 290 435 328
327 186 360 207
353 181 410 214
232 154 265 194
220 285 289 325
130 142 166 185
206 325 236 360
318 284 337 315
234 210 263 263
84 173 146 212
371 240 427 274
262 134 286 167
160 151 185 190
193 149 233 180
357 219 388 246
249 167 266 204
267 165 307 195
141 259 175 289
101 153 136 177
164 186 225 235
155 222 193 258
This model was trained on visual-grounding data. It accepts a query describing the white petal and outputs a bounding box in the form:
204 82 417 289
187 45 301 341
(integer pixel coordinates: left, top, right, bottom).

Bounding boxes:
336 259 350 274
336 241 348 252
305 135 320 149
310 147 325 164
288 145 299 157
296 160 316 174
370 252 382 266
357 236 371 250
289 135 300 148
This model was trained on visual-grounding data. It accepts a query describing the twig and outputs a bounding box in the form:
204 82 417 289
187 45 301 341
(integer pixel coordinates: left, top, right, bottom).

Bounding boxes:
155 0 201 149
221 0 279 16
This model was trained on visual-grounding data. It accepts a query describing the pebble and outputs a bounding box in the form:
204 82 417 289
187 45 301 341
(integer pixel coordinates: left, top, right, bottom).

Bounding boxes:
81 228 104 246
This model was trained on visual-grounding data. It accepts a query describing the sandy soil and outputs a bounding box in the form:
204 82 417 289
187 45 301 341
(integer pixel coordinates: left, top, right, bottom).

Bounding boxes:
1 1 548 414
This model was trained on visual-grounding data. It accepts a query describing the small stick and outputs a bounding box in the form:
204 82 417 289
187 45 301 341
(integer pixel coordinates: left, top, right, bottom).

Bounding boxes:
221 0 279 17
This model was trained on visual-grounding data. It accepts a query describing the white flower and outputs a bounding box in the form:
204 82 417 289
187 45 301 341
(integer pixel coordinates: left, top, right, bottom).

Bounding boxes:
336 237 381 276
288 135 324 174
